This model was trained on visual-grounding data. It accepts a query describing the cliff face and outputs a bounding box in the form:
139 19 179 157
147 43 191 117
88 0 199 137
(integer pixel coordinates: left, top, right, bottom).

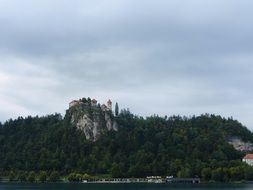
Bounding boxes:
228 136 253 152
66 99 118 141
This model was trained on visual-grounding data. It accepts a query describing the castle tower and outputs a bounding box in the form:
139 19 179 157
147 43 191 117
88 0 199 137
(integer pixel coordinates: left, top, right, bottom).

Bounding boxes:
91 99 97 107
107 99 112 110
69 100 80 108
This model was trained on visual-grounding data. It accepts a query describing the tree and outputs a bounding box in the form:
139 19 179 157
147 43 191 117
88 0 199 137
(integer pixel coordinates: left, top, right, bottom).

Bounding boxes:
244 166 253 180
8 171 16 181
67 173 83 182
211 168 223 182
111 162 124 178
0 110 252 180
27 171 36 182
38 171 47 182
229 166 244 181
67 173 76 182
177 167 191 178
48 171 60 182
115 102 119 116
17 171 27 182
82 173 91 181
201 168 212 181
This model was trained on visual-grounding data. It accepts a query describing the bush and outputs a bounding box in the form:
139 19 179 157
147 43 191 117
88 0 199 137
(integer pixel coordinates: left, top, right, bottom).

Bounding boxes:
17 171 27 182
48 171 60 182
244 167 253 181
211 168 223 182
67 173 83 182
82 173 91 181
38 171 47 182
201 168 211 181
229 166 244 181
27 171 36 182
8 171 16 181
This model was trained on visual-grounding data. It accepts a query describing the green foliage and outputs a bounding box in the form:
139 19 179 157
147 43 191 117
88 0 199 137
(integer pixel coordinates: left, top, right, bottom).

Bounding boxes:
82 173 91 180
8 171 16 181
201 168 212 181
48 171 60 182
27 171 36 182
17 171 27 182
0 110 253 182
115 102 119 116
111 162 124 178
211 168 223 182
177 167 191 178
38 171 47 182
244 166 253 180
229 166 244 181
67 173 83 182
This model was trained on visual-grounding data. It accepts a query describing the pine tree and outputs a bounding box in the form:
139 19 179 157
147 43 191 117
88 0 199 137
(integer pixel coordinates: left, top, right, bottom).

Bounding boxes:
115 102 119 116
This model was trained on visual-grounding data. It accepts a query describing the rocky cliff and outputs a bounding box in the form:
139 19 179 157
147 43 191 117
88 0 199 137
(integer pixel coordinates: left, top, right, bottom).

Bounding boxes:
228 136 253 151
66 98 118 141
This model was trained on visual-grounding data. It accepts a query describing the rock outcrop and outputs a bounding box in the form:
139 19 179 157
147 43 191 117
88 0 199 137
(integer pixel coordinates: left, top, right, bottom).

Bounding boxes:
66 98 118 141
228 136 253 151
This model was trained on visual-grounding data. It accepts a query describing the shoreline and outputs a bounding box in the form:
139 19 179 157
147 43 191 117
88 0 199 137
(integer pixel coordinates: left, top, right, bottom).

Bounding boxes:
1 179 252 184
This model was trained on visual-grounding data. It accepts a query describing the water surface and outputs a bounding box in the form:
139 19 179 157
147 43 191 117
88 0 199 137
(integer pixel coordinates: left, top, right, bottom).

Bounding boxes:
0 183 252 190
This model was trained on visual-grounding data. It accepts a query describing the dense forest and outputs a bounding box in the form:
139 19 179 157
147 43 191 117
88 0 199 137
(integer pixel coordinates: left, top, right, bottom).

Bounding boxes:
1 100 253 182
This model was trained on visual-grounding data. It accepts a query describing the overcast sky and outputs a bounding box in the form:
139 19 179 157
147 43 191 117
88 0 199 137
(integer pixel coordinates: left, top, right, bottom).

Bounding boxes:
1 0 253 129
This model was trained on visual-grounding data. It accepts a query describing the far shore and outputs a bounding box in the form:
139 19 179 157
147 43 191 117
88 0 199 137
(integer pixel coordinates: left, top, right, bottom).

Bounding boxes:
2 177 253 184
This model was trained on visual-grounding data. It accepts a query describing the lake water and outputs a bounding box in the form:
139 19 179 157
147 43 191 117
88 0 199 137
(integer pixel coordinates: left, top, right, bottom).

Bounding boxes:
0 183 253 190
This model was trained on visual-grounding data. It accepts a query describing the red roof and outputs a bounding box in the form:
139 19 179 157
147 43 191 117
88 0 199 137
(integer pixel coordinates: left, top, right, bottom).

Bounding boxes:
243 154 253 159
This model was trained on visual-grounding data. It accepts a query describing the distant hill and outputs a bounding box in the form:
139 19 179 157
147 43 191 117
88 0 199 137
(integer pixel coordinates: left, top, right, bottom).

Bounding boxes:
1 97 253 182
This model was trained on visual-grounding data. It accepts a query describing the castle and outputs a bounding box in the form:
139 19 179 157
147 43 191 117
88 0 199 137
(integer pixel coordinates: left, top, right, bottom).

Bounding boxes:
69 98 112 111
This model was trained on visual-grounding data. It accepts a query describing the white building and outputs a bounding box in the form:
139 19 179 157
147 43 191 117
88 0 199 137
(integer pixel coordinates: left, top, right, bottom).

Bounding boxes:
91 99 98 106
107 99 112 110
243 154 253 166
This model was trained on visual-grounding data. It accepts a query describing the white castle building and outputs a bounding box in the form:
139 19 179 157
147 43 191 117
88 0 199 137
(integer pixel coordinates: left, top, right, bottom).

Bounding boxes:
69 98 112 111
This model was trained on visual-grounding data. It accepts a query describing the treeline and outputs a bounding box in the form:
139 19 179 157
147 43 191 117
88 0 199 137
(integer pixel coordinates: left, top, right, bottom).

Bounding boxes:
5 171 60 182
201 165 253 182
2 171 93 182
2 167 253 182
1 108 253 181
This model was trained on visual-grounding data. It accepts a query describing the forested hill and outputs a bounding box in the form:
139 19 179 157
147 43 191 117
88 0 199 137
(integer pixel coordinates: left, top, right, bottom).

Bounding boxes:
1 101 253 181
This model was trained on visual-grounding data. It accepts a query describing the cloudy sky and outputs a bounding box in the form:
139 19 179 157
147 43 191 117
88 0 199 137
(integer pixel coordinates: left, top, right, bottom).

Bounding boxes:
0 0 253 129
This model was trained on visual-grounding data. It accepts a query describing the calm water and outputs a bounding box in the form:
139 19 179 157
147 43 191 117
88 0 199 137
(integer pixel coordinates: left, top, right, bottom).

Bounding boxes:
0 183 253 190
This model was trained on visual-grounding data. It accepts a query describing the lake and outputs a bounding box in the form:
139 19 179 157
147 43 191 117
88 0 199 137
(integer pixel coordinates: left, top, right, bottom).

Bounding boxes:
0 183 253 190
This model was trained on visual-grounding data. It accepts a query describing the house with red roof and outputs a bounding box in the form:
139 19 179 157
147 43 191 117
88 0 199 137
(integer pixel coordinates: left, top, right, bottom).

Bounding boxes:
243 154 253 166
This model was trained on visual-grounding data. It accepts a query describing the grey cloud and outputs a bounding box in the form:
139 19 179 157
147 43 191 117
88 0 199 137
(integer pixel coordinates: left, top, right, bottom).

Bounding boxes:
0 0 253 129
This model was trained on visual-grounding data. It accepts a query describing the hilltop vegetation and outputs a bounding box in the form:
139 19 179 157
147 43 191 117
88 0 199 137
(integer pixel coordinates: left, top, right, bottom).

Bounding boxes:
1 98 253 182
